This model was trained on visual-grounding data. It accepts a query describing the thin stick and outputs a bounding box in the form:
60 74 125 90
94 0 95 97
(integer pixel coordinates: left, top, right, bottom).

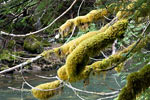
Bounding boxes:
0 55 42 74
64 0 84 44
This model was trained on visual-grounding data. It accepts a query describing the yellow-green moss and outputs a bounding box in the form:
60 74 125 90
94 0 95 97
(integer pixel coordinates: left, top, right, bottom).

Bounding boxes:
118 64 150 100
91 36 150 72
59 8 109 37
53 24 110 57
57 65 92 82
41 18 111 59
65 19 128 79
59 19 75 38
115 63 124 72
32 80 62 100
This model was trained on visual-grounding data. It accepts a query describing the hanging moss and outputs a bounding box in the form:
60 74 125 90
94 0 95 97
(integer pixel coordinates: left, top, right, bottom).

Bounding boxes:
63 19 128 80
118 64 150 100
32 80 62 100
23 35 43 53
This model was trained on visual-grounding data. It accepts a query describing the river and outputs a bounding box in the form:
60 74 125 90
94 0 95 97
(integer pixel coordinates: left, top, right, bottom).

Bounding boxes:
0 70 123 100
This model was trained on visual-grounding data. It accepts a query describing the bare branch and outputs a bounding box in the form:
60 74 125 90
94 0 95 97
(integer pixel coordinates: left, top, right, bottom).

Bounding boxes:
97 94 118 100
0 0 78 37
0 55 42 74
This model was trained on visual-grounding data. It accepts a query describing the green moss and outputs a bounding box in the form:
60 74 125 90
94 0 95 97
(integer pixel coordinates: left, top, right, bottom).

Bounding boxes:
0 50 16 61
7 40 16 49
91 36 150 72
118 64 150 100
32 80 62 100
23 35 43 53
59 8 109 37
0 65 9 71
65 19 128 80
57 65 92 82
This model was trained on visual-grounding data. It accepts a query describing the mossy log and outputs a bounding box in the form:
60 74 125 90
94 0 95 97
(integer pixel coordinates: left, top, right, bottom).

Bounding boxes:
118 64 150 100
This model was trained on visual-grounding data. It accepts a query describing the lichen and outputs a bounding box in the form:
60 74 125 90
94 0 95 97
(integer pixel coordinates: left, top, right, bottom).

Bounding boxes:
118 64 150 100
32 80 62 100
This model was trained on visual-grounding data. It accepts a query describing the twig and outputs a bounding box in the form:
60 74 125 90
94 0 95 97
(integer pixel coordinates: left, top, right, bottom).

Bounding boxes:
65 82 119 96
113 76 121 88
20 66 63 91
77 0 85 16
35 75 57 79
0 55 42 74
0 0 78 37
101 51 108 58
97 94 118 100
90 57 102 61
8 86 31 92
10 53 33 60
112 39 117 55
67 83 86 100
64 26 76 44
64 0 84 44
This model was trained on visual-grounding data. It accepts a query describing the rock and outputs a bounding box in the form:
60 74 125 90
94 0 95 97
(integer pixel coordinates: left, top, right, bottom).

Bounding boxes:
23 35 43 53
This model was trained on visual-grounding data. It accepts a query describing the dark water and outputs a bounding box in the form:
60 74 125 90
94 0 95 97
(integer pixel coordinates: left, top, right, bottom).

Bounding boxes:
0 71 123 100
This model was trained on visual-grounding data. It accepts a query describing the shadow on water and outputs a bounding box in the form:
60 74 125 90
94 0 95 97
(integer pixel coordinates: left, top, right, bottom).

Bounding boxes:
0 70 123 100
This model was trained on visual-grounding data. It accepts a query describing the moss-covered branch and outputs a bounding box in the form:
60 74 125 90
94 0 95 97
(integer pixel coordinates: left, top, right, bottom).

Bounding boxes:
32 80 62 100
118 64 150 100
57 19 128 81
90 36 150 72
31 19 128 100
59 8 109 37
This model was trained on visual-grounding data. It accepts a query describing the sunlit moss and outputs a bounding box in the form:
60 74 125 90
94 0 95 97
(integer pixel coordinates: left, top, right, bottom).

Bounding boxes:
91 36 150 72
64 19 128 79
50 23 110 57
59 8 109 37
57 65 92 82
118 64 150 100
32 80 62 100
59 19 75 38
